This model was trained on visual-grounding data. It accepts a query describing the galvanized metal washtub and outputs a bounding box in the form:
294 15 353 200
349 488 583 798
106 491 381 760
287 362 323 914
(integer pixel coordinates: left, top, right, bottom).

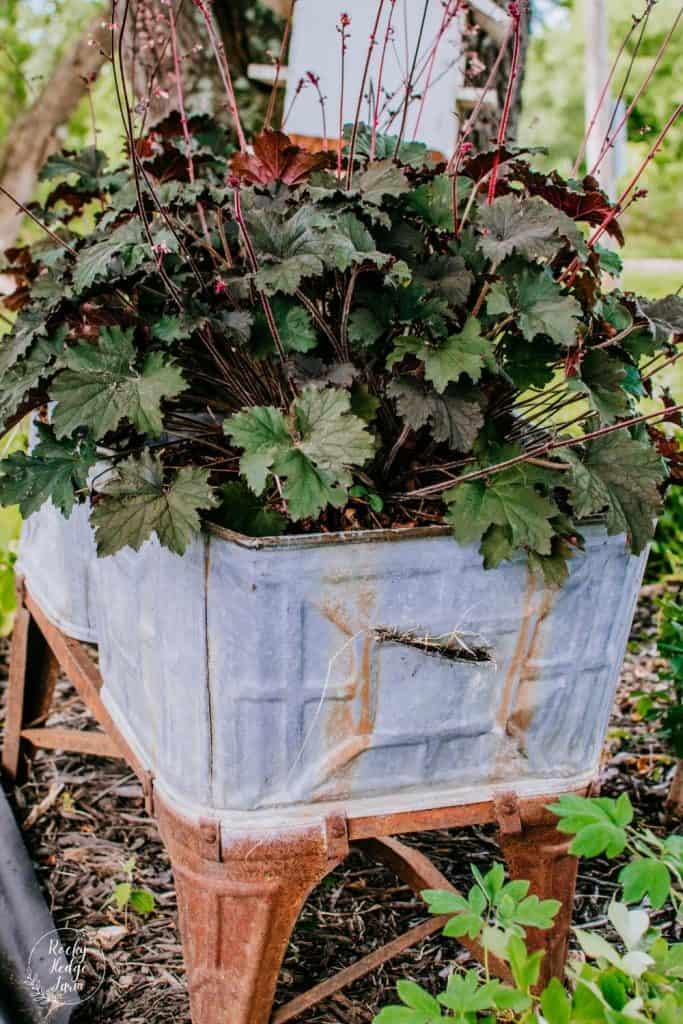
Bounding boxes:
92 523 647 825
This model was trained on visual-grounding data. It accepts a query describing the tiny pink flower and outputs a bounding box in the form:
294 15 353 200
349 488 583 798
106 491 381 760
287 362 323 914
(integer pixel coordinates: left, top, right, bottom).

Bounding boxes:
214 278 228 295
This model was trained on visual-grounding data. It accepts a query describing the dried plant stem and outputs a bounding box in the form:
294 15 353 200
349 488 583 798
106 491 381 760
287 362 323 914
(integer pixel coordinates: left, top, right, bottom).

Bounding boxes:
0 184 77 256
192 0 247 152
346 0 385 187
398 403 683 500
294 289 344 359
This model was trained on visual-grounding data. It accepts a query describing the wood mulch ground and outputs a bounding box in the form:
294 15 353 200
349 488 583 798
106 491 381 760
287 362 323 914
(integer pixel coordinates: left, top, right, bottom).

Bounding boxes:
0 587 681 1024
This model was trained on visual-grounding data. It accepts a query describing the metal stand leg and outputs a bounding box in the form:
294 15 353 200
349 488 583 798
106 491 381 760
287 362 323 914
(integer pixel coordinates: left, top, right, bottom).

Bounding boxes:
156 798 348 1024
497 803 578 988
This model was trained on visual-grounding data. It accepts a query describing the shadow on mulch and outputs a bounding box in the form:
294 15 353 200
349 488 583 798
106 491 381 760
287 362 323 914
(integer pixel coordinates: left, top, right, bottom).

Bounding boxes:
0 589 680 1024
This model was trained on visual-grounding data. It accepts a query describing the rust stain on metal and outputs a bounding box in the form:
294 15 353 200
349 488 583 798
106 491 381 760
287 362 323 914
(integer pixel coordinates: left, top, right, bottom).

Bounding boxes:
495 572 536 736
317 585 378 798
506 587 556 751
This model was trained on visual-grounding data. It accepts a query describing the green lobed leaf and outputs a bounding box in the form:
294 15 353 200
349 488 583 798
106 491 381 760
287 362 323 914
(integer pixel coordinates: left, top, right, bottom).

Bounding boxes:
568 349 633 424
445 460 559 560
548 793 632 858
50 326 187 440
0 329 67 432
388 318 489 394
356 159 410 207
225 386 375 521
618 858 671 910
388 378 484 451
212 480 286 538
478 194 585 267
0 423 97 519
561 433 666 554
72 220 148 293
490 268 582 347
90 452 216 556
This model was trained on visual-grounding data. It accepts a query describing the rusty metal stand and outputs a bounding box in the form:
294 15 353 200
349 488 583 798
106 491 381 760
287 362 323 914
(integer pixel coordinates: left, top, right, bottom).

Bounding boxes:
2 579 584 1024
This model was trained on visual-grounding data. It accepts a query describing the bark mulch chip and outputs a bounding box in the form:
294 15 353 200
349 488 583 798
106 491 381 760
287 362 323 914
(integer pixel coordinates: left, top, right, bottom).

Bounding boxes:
0 587 680 1023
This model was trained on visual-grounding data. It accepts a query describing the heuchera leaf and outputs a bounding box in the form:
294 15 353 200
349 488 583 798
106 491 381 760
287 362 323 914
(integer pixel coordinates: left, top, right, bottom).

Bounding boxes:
509 163 624 245
225 386 375 520
407 175 463 230
0 330 67 431
388 378 483 451
478 194 585 267
72 220 148 293
355 159 410 206
444 459 560 560
50 326 187 440
212 480 286 538
343 122 429 166
0 423 96 519
90 451 216 556
561 432 665 553
0 306 48 376
387 318 489 393
231 130 330 186
568 349 633 424
489 268 582 347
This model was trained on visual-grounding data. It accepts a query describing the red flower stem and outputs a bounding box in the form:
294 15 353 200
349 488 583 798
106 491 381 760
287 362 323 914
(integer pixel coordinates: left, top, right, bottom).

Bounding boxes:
192 0 247 152
487 4 522 205
282 76 305 128
589 4 683 177
337 16 350 181
264 0 297 130
393 0 430 159
311 77 328 150
589 100 683 249
571 11 643 177
371 0 396 160
412 1 461 143
346 0 385 188
168 1 210 244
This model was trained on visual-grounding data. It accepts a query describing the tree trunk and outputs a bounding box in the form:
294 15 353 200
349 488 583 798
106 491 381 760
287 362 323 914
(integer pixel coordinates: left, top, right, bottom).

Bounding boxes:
666 759 683 818
464 0 531 150
0 10 109 253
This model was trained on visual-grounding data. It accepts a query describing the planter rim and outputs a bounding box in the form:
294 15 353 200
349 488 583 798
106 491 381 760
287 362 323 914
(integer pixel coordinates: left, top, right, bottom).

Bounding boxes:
205 515 607 552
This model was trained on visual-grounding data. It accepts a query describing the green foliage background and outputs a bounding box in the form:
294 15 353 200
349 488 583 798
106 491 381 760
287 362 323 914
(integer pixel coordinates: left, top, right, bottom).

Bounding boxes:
521 0 683 258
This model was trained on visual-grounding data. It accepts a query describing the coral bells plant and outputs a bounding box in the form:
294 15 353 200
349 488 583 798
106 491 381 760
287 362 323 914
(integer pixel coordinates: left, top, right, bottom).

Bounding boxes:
0 1 681 584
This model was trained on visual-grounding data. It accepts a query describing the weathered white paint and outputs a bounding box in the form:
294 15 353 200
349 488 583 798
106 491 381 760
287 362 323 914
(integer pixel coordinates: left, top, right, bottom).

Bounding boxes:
284 0 468 154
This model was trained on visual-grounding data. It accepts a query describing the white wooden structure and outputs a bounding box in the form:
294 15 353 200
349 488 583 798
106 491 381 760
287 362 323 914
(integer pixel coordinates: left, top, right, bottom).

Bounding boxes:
252 0 509 157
